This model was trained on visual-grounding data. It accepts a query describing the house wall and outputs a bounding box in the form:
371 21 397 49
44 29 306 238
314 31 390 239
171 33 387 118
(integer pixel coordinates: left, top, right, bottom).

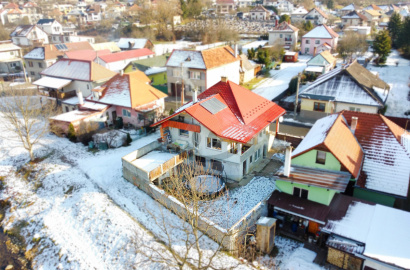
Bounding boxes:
206 61 240 89
149 72 167 86
334 103 379 114
304 9 327 25
242 68 255 84
114 99 164 128
300 98 333 119
353 188 395 207
268 31 298 48
342 18 363 27
301 37 337 55
62 80 94 98
276 180 337 205
291 14 306 23
38 21 63 35
167 67 206 97
25 58 57 80
292 150 342 171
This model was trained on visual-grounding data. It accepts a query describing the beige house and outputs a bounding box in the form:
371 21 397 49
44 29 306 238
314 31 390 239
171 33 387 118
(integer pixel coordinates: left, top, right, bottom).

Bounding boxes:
268 22 299 50
341 11 368 27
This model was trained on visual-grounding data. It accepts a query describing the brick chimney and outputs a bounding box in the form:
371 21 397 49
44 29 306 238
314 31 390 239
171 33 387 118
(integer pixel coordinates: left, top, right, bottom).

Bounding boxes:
351 117 358 134
221 76 228 82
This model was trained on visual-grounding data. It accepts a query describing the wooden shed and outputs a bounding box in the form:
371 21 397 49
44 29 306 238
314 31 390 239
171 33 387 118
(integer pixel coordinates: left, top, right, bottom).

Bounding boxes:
284 51 298 62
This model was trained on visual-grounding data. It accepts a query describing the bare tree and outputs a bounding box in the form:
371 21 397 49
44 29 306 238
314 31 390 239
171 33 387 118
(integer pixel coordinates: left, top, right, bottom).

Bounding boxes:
137 162 244 270
0 87 59 161
338 31 368 61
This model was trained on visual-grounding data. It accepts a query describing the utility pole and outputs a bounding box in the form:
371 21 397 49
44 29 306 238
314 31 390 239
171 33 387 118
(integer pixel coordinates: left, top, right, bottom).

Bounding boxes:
293 72 301 120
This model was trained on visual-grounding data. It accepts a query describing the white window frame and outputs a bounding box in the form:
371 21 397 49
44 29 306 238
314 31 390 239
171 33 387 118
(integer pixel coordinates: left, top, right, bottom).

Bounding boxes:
173 69 181 77
315 40 320 45
179 129 189 137
122 109 131 117
207 137 222 150
190 71 201 80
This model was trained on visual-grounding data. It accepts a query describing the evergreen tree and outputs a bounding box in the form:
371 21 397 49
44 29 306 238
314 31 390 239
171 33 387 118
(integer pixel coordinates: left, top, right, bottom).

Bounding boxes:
388 12 403 47
180 0 188 19
68 123 76 142
304 20 313 31
327 0 334 9
398 17 410 57
126 133 132 146
279 14 290 23
373 30 392 64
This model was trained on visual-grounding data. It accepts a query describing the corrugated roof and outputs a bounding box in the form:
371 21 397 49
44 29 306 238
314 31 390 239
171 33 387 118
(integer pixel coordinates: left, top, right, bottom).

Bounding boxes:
153 80 285 143
86 71 167 108
99 48 154 63
41 59 116 82
33 76 72 89
341 111 410 197
276 165 352 192
292 114 364 178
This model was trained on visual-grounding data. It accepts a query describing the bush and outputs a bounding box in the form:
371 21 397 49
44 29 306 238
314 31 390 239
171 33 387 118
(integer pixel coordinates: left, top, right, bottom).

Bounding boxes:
115 117 124 129
126 133 132 146
67 123 76 142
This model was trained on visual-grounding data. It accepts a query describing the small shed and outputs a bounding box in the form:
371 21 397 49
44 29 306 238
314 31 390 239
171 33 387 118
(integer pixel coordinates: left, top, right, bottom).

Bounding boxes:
284 51 298 62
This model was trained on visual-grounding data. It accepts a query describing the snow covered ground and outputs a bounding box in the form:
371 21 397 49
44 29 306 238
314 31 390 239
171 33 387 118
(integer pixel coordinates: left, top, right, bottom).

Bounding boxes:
366 50 410 118
0 109 324 269
253 55 311 101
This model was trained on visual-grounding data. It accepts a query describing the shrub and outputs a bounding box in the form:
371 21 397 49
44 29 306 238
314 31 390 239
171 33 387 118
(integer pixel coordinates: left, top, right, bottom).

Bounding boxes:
126 133 132 146
67 123 76 142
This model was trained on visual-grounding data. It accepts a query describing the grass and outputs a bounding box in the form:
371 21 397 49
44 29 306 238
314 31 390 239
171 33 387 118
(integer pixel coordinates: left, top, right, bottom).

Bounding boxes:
241 77 266 90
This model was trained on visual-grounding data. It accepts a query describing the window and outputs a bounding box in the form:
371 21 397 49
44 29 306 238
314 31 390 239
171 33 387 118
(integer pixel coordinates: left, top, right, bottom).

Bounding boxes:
65 37 69 42
305 39 310 44
106 112 110 120
179 129 189 137
315 40 320 44
207 137 221 150
313 102 325 112
190 71 201 80
280 34 283 38
250 155 253 163
349 107 361 112
38 63 42 68
173 69 181 77
305 48 309 53
28 61 33 67
229 142 238 154
316 151 326 164
178 115 184 122
122 109 131 117
293 187 309 199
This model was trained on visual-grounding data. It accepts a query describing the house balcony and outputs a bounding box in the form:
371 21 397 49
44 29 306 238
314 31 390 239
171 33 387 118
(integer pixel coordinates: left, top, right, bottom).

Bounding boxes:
162 120 201 133
38 89 77 101
285 38 292 42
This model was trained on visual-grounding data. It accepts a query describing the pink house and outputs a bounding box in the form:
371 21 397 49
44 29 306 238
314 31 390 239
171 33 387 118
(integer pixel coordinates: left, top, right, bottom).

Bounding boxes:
301 25 339 55
86 70 168 128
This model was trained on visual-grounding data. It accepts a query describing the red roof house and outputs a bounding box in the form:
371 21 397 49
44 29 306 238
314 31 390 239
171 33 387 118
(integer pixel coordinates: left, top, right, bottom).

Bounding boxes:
97 48 155 72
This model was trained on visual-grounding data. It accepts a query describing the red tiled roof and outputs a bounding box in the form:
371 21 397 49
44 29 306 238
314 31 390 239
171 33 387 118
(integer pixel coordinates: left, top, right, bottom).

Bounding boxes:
4 3 19 9
313 7 328 19
99 48 154 63
153 80 285 143
322 24 339 38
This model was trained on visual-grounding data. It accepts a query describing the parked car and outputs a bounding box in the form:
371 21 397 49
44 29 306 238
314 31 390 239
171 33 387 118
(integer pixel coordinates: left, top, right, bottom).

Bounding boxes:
275 63 281 70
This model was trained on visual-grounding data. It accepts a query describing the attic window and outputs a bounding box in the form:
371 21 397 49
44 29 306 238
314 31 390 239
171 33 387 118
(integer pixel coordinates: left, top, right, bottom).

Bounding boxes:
185 57 191 62
316 151 326 165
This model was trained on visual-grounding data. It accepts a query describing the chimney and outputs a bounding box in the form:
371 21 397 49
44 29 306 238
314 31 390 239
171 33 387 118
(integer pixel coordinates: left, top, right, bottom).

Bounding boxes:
193 87 198 103
283 145 292 177
350 117 358 134
76 89 84 106
120 69 124 76
221 76 227 82
234 43 238 58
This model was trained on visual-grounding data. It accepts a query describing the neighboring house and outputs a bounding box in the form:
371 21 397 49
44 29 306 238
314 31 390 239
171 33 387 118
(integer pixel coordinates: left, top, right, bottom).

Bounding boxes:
96 48 155 72
291 6 308 23
268 21 299 50
152 78 286 181
303 7 328 25
299 61 390 120
85 71 168 127
48 8 63 21
339 3 356 16
324 203 410 270
249 5 273 20
345 25 371 35
238 0 256 8
0 40 24 77
22 1 40 14
66 9 87 25
127 4 141 16
362 9 383 26
91 42 121 53
0 9 8 25
124 55 168 86
10 25 49 46
5 8 24 24
56 4 74 15
239 54 256 84
301 24 339 55
85 4 102 22
363 4 382 11
275 0 295 13
216 0 235 14
305 50 336 74
166 46 240 99
24 41 94 80
116 38 154 51
283 51 298 62
33 58 116 109
36 18 63 35
341 11 368 27
52 35 95 44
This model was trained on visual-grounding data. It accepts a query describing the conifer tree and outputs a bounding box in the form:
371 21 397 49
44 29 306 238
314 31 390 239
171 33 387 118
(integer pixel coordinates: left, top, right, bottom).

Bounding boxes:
373 30 391 64
388 12 402 47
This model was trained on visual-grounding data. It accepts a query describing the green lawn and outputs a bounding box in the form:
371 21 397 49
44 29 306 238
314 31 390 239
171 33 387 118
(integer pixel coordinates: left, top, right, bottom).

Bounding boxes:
241 77 266 90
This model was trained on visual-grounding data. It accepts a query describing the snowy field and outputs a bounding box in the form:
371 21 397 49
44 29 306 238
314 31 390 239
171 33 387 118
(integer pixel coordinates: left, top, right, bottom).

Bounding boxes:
0 108 324 269
366 50 410 118
253 55 311 101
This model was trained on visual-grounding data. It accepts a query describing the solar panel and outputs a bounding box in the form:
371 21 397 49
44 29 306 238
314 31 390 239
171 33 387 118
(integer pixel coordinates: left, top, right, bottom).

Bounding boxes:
200 98 227 115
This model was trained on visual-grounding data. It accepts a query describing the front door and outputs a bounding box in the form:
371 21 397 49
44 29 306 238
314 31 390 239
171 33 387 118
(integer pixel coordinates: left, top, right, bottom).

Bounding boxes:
112 111 117 125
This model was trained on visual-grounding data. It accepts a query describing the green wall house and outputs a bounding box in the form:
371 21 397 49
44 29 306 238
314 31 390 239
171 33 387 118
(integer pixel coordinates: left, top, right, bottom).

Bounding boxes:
292 149 342 171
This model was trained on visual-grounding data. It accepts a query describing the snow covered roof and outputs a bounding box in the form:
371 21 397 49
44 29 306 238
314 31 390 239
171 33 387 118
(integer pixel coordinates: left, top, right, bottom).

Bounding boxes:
291 6 308 15
292 114 364 178
91 42 121 53
153 80 285 144
166 46 239 70
10 25 37 37
49 110 99 123
341 111 410 197
342 11 367 20
324 203 410 269
305 66 324 72
306 7 328 19
33 76 72 89
341 4 355 11
86 71 167 108
116 38 150 50
303 24 339 39
0 41 21 52
300 62 390 107
41 59 116 82
24 47 45 59
131 151 178 173
144 67 166 75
